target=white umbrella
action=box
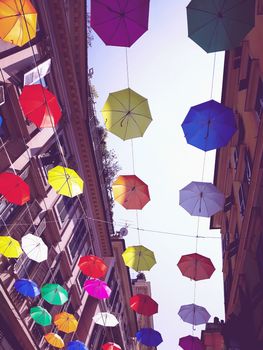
[179,181,224,217]
[92,312,118,327]
[21,233,48,262]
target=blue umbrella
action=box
[14,278,40,297]
[136,328,163,347]
[181,99,236,151]
[67,341,88,350]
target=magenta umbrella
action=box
[179,335,205,350]
[84,279,111,299]
[91,0,150,47]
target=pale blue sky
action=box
[89,1,225,348]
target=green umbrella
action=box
[41,284,68,305]
[30,306,52,326]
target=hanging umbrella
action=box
[19,85,62,128]
[84,279,111,299]
[130,294,158,316]
[0,172,30,205]
[91,0,149,47]
[78,255,108,278]
[44,333,64,349]
[181,100,236,151]
[112,175,150,209]
[21,233,48,263]
[102,343,121,350]
[178,304,211,326]
[0,0,37,47]
[177,253,215,281]
[187,0,255,53]
[102,88,152,140]
[179,335,205,350]
[67,341,88,350]
[179,181,224,217]
[14,278,40,297]
[122,245,156,272]
[136,328,163,347]
[30,306,52,326]
[54,312,78,333]
[0,236,23,258]
[92,312,119,327]
[41,283,68,305]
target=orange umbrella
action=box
[44,333,64,349]
[112,175,150,209]
[0,0,37,47]
[54,312,78,333]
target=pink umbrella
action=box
[179,335,205,350]
[84,279,111,299]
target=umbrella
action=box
[21,233,48,263]
[19,85,62,128]
[102,343,121,350]
[112,175,150,209]
[130,294,158,316]
[0,0,37,47]
[78,255,108,278]
[177,253,215,281]
[41,283,68,305]
[54,312,78,333]
[0,172,30,205]
[84,279,111,299]
[122,245,156,272]
[181,100,236,151]
[91,0,150,47]
[136,328,163,347]
[187,0,255,53]
[48,166,84,197]
[14,278,40,297]
[102,88,152,140]
[179,181,224,217]
[178,304,211,326]
[0,236,23,258]
[179,335,205,350]
[92,312,119,327]
[44,333,64,349]
[30,306,52,326]
[67,341,88,350]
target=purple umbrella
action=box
[178,304,210,326]
[91,0,150,47]
[84,279,111,299]
[179,335,205,350]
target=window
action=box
[56,196,77,223]
[233,147,239,169]
[39,142,61,176]
[239,57,252,91]
[77,272,86,289]
[238,185,246,216]
[224,191,234,212]
[68,219,88,260]
[244,150,252,184]
[0,199,21,232]
[233,46,242,69]
[23,59,51,86]
[255,79,263,118]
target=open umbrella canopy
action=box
[19,85,62,128]
[0,172,30,205]
[187,0,255,53]
[181,99,236,151]
[177,253,215,281]
[136,328,163,347]
[92,312,119,327]
[14,278,40,297]
[48,166,84,197]
[44,333,64,349]
[178,304,211,326]
[30,306,52,326]
[41,284,68,305]
[54,312,78,333]
[21,233,48,263]
[84,279,111,300]
[112,175,150,209]
[0,0,37,46]
[102,342,122,350]
[179,335,205,350]
[91,0,149,47]
[67,341,88,350]
[122,245,156,272]
[78,255,108,278]
[130,294,158,316]
[0,236,23,258]
[179,181,224,217]
[102,88,152,140]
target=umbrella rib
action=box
[131,112,152,119]
[130,98,147,113]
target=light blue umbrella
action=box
[178,304,211,326]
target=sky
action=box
[89,1,225,348]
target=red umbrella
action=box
[0,173,30,205]
[78,255,108,278]
[130,294,158,316]
[102,342,122,350]
[177,253,215,281]
[19,84,62,128]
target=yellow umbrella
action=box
[0,0,37,47]
[0,236,23,258]
[44,333,64,349]
[102,88,152,140]
[122,245,156,272]
[54,312,78,333]
[48,166,84,198]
